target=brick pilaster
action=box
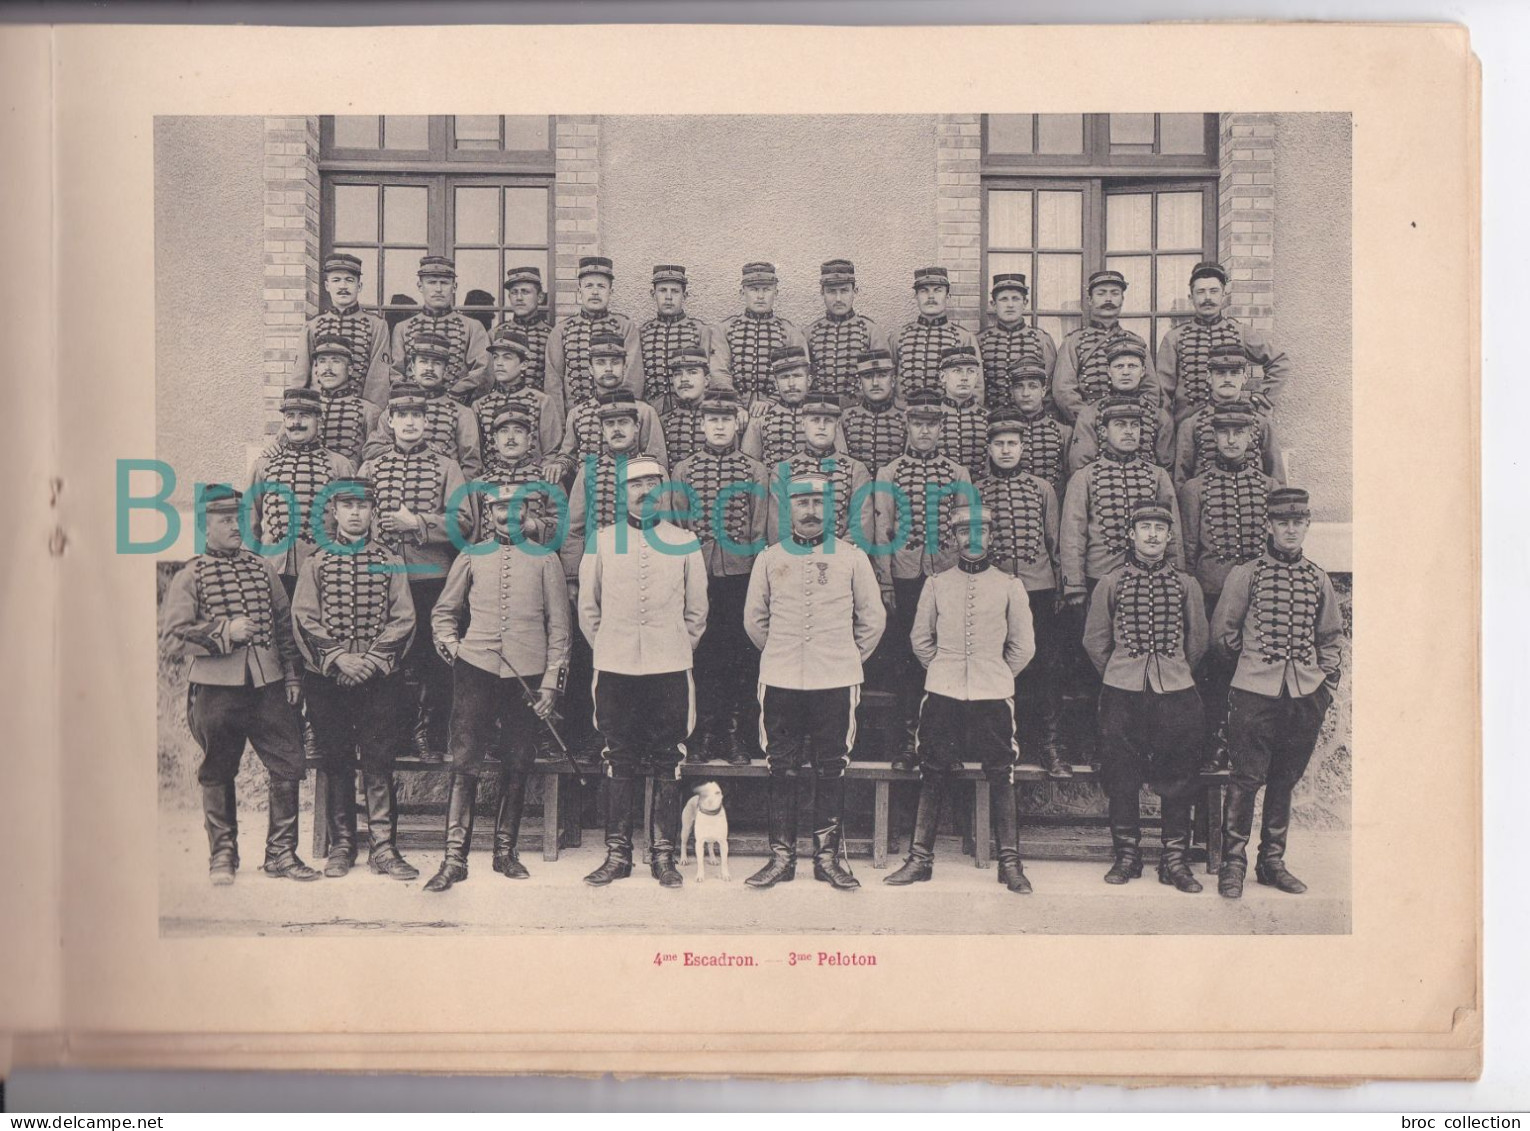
[936,114,983,333]
[554,116,601,319]
[262,115,321,434]
[1218,112,1276,333]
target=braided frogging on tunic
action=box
[194,551,275,647]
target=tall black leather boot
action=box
[1218,782,1257,898]
[723,714,752,767]
[409,678,440,763]
[584,777,635,886]
[364,771,419,881]
[745,776,798,888]
[1040,694,1072,779]
[811,774,860,891]
[991,779,1032,894]
[1157,796,1204,893]
[1256,781,1308,894]
[323,767,358,878]
[884,772,946,885]
[649,777,684,888]
[1103,790,1143,884]
[202,782,238,886]
[225,781,240,872]
[423,773,477,892]
[492,770,531,879]
[262,778,321,881]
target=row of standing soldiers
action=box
[158,251,1342,899]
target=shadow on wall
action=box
[155,563,1352,830]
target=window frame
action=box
[979,177,1098,346]
[318,116,557,326]
[980,174,1220,350]
[1100,178,1223,350]
[981,113,1220,175]
[319,115,556,175]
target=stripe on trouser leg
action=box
[826,685,860,774]
[756,682,769,756]
[591,671,614,778]
[1004,696,1019,785]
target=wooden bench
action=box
[656,761,1229,873]
[313,757,1229,874]
[309,755,583,863]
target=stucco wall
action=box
[1274,113,1353,522]
[154,116,268,508]
[598,115,941,332]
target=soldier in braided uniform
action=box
[289,477,419,881]
[1053,270,1160,424]
[158,485,317,885]
[355,381,474,762]
[978,272,1057,405]
[659,346,717,468]
[1083,500,1210,893]
[425,478,572,892]
[872,388,975,767]
[545,256,644,418]
[840,349,907,477]
[308,334,380,467]
[721,262,809,409]
[1173,351,1283,487]
[762,392,870,548]
[893,266,981,400]
[389,255,491,404]
[670,385,770,765]
[638,264,731,412]
[1180,401,1282,771]
[1066,338,1175,476]
[1210,487,1344,899]
[742,346,848,473]
[499,265,552,393]
[977,410,1070,778]
[293,252,393,408]
[936,344,990,478]
[1002,362,1072,501]
[474,406,559,546]
[472,325,563,463]
[1060,398,1185,606]
[886,503,1037,894]
[361,332,483,480]
[1158,261,1288,422]
[560,392,665,585]
[806,259,893,404]
[246,388,356,593]
[1060,399,1183,764]
[547,335,667,485]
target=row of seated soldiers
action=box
[262,250,1290,780]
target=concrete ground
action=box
[160,802,1350,937]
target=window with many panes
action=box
[319,116,555,332]
[981,114,1219,357]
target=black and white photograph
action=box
[150,111,1353,938]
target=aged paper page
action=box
[3,22,1481,1081]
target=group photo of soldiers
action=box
[159,246,1345,909]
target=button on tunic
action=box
[744,540,886,691]
[910,561,1035,700]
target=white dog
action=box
[678,781,730,883]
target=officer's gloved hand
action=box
[881,587,896,612]
[1063,588,1088,608]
